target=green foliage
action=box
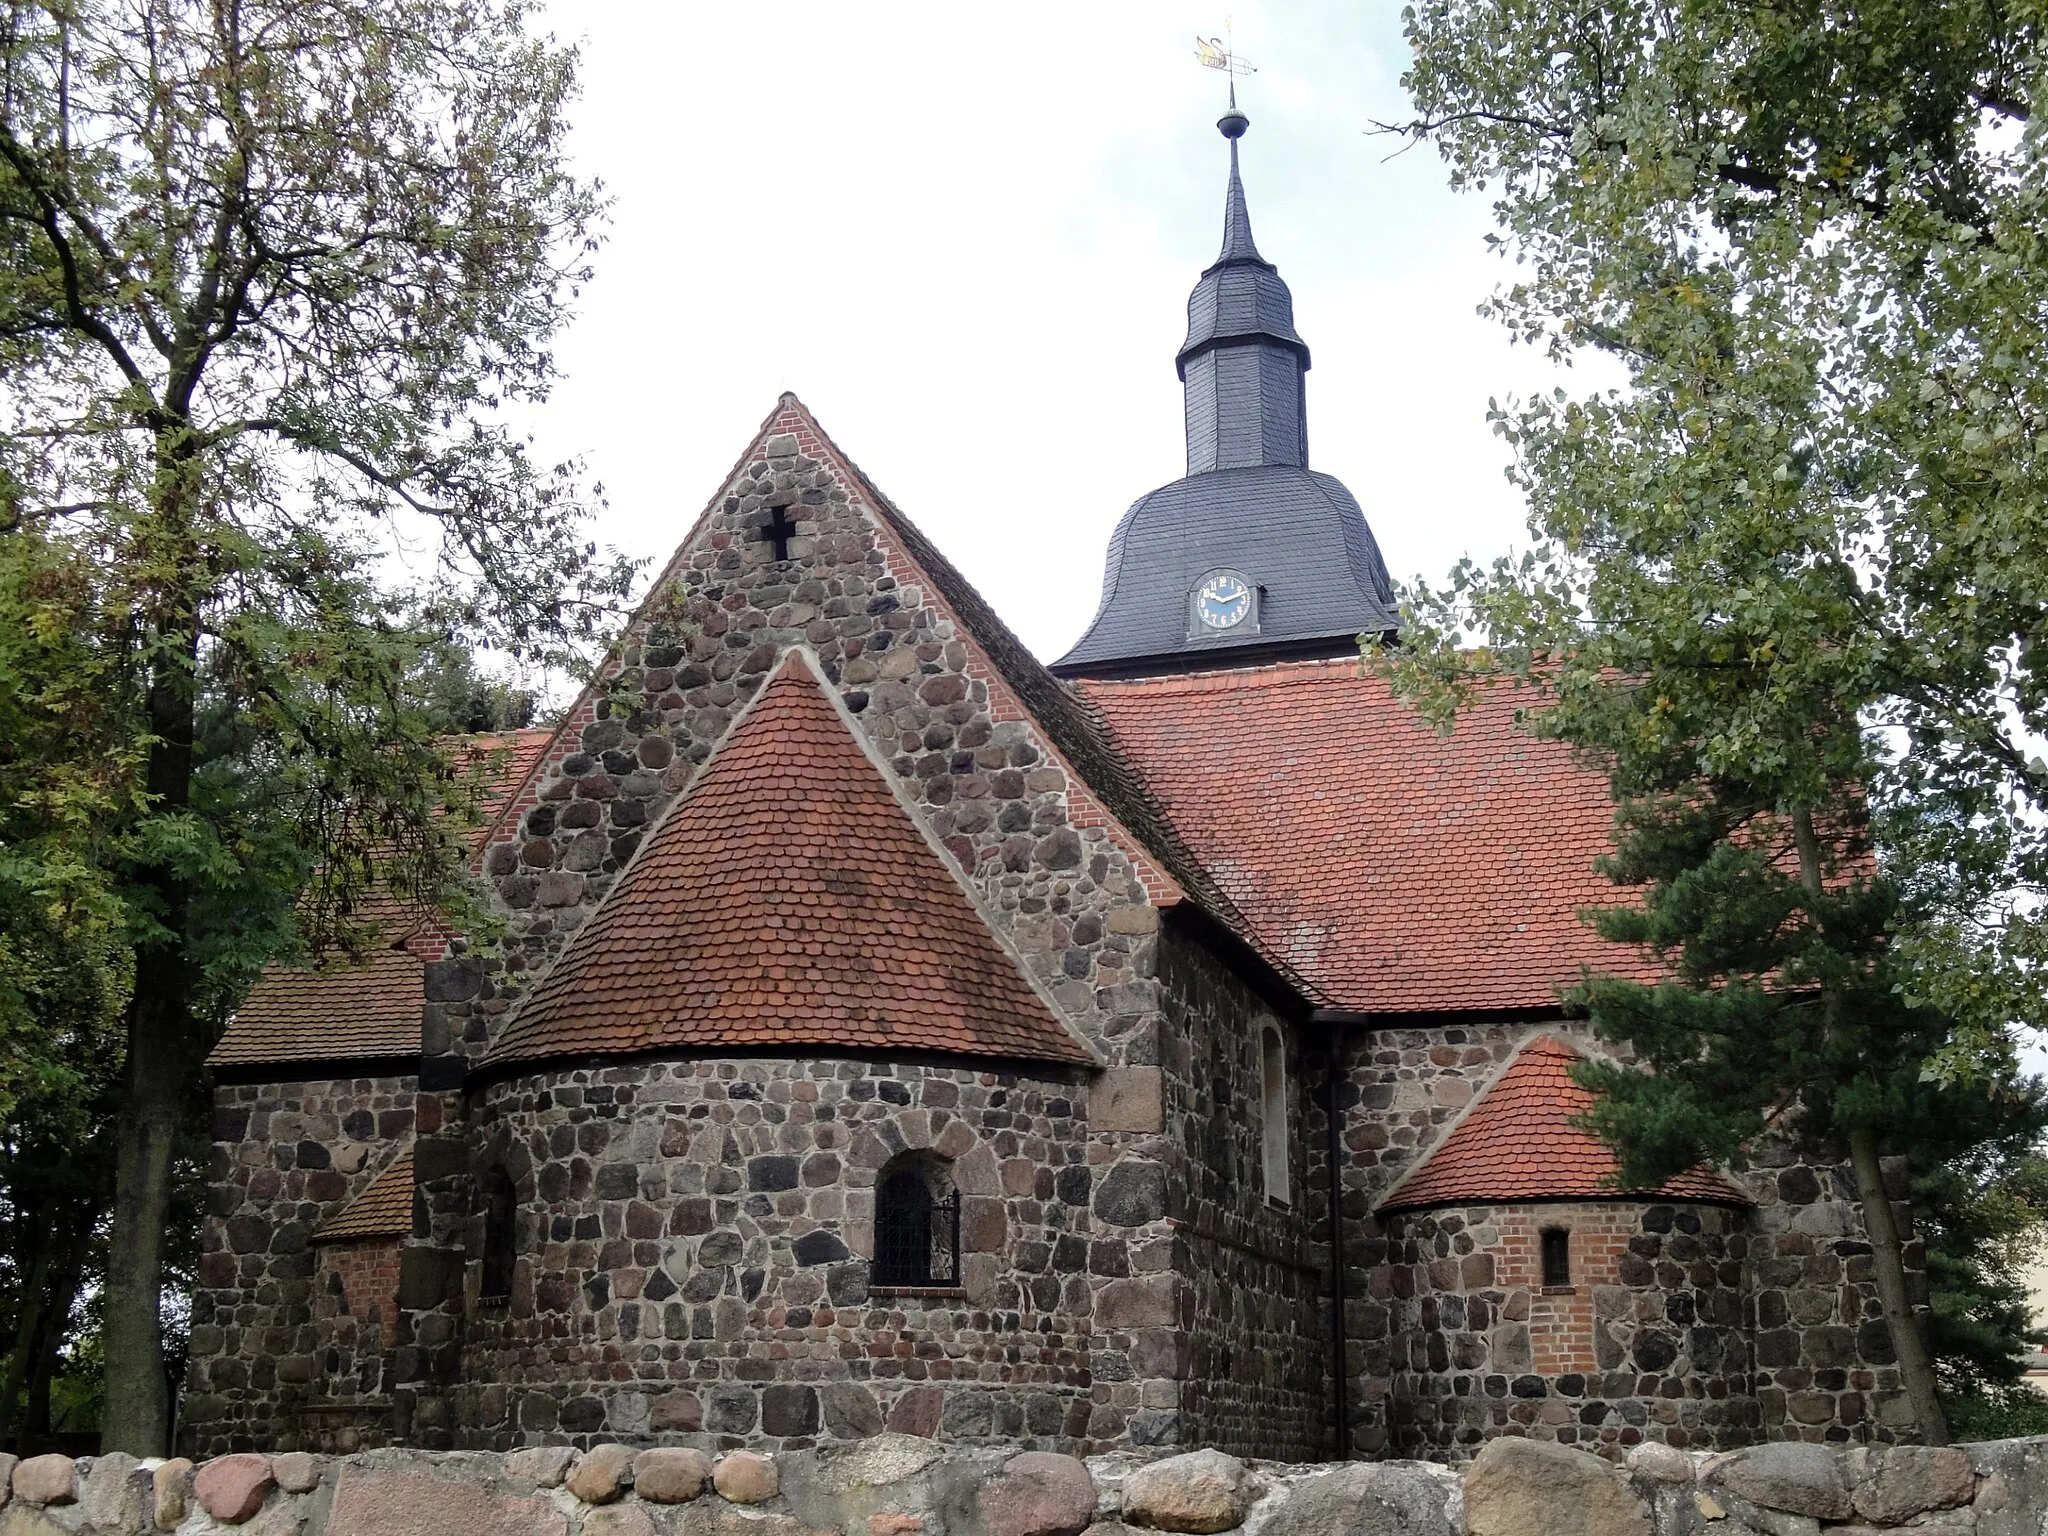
[0,0,636,1446]
[1379,0,2048,1066]
[1946,1387,2048,1444]
[414,641,539,737]
[1380,0,2048,1436]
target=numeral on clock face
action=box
[1196,573,1251,629]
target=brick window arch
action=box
[872,1153,960,1288]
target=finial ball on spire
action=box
[1218,106,1249,140]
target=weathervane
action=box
[1194,23,1257,108]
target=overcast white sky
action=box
[526,2,1575,662]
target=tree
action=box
[0,0,630,1452]
[1908,1083,2048,1433]
[413,639,539,736]
[1378,0,2048,1443]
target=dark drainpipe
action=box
[1314,1010,1369,1461]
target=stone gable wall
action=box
[454,411,1178,1074]
[185,1074,417,1458]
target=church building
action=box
[185,107,1920,1466]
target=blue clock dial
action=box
[1196,573,1252,630]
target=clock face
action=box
[1196,571,1252,630]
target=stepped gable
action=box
[1378,1035,1746,1213]
[1082,658,1662,1013]
[313,1145,415,1242]
[485,651,1092,1070]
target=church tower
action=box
[1052,105,1399,677]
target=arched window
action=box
[1262,1026,1291,1205]
[1541,1226,1571,1288]
[872,1154,959,1288]
[479,1166,517,1304]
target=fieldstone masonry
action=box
[6,1435,2044,1536]
[184,403,1927,1469]
[188,1074,417,1453]
[1301,1021,1915,1458]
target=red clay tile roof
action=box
[1378,1035,1746,1212]
[1082,659,1661,1013]
[459,729,555,840]
[313,1146,415,1242]
[208,938,424,1067]
[487,652,1091,1070]
[207,731,552,1070]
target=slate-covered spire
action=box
[1176,106,1310,474]
[1050,104,1399,679]
[1217,116,1262,263]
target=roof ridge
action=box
[772,397,1315,994]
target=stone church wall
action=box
[185,1073,417,1458]
[1382,1198,1758,1458]
[1300,1018,1919,1460]
[466,417,1179,1078]
[451,1055,1098,1454]
[1154,922,1325,1462]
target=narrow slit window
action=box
[480,1168,517,1304]
[1261,1026,1290,1205]
[1540,1227,1571,1288]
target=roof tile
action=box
[486,654,1090,1070]
[1378,1035,1745,1212]
[312,1145,414,1241]
[1083,659,1659,1013]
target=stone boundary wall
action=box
[6,1432,2045,1536]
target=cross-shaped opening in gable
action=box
[759,504,798,561]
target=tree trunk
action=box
[1789,808,1948,1443]
[0,1233,54,1444]
[100,973,194,1455]
[99,468,203,1456]
[1848,1125,1949,1444]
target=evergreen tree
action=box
[1380,0,2048,1441]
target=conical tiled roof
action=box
[1377,1035,1747,1213]
[486,652,1090,1070]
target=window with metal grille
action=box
[872,1162,960,1288]
[479,1167,517,1304]
[1540,1227,1571,1288]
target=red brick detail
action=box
[1380,1035,1743,1211]
[318,1236,403,1351]
[1490,1203,1640,1376]
[487,654,1089,1068]
[1084,662,1663,1013]
[314,1146,415,1242]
